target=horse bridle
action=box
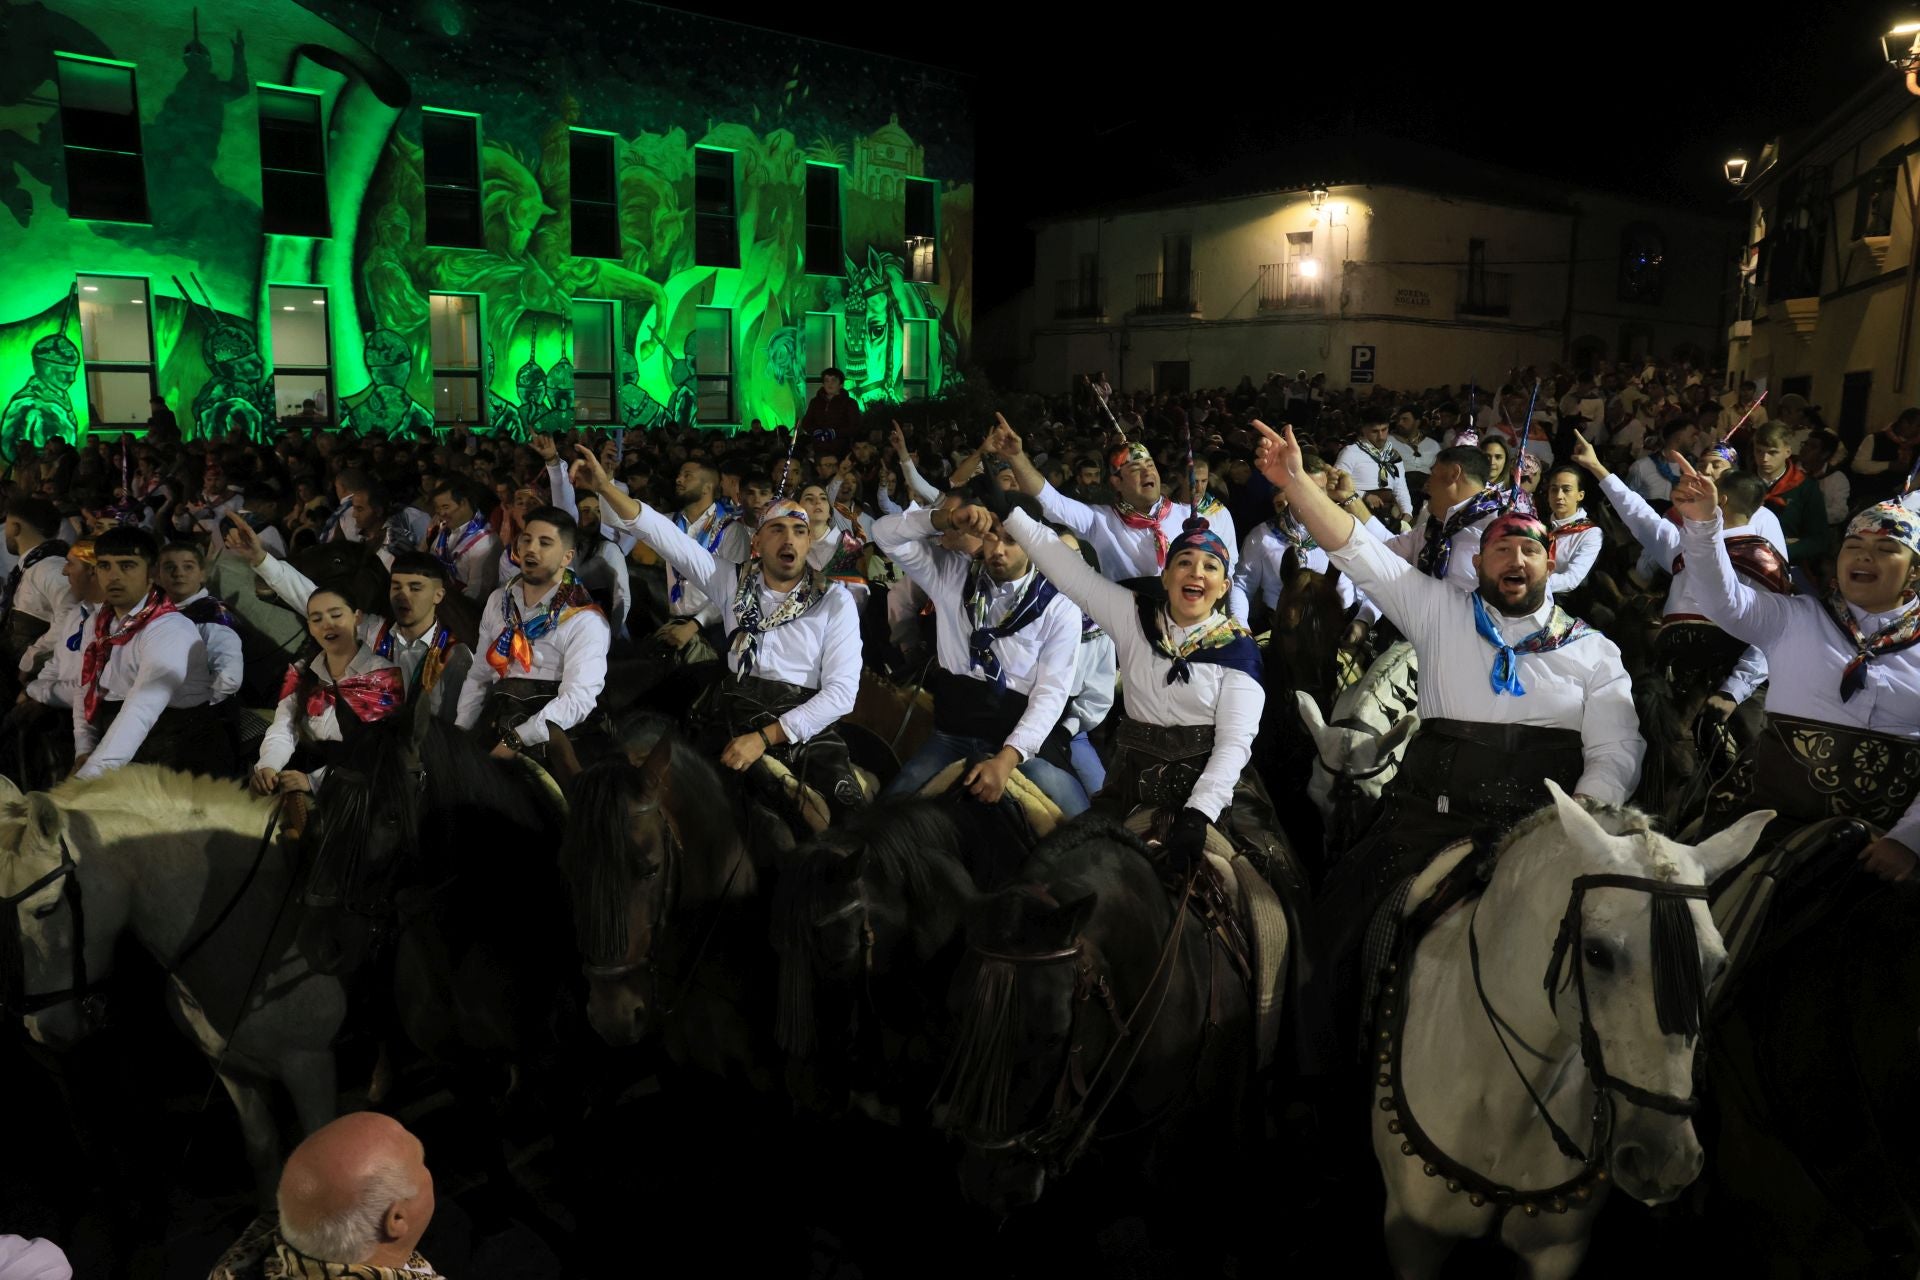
[942,875,1194,1177]
[0,839,104,1020]
[1469,873,1710,1166]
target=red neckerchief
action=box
[80,588,177,721]
[1546,517,1597,564]
[1763,460,1808,509]
[279,661,406,723]
[1114,497,1174,567]
[1670,534,1794,596]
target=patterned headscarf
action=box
[1165,517,1230,570]
[1844,501,1920,557]
[1482,512,1550,550]
[1705,442,1740,468]
[758,497,811,529]
[1107,442,1153,477]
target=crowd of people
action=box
[5,352,1920,1275]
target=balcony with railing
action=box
[1134,270,1199,316]
[1054,278,1105,320]
[1456,269,1513,317]
[1258,261,1322,310]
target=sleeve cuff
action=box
[515,715,549,747]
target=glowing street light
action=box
[1724,156,1749,186]
[1883,21,1920,93]
[1298,259,1321,279]
[1309,186,1329,211]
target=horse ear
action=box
[1293,691,1332,746]
[23,793,64,848]
[1542,778,1613,861]
[828,846,867,884]
[1374,713,1420,760]
[639,734,674,809]
[0,775,22,809]
[1688,808,1776,883]
[1046,892,1097,945]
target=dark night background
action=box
[700,1,1890,308]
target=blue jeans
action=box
[1069,731,1106,796]
[885,729,1091,817]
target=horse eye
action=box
[32,901,59,920]
[1582,942,1615,973]
[638,864,662,882]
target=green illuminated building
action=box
[0,0,973,452]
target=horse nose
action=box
[1612,1134,1703,1204]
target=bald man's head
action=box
[277,1112,435,1266]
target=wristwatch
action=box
[502,726,526,753]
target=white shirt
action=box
[1390,434,1443,476]
[1626,454,1676,503]
[1681,512,1920,851]
[1336,442,1413,515]
[574,533,632,640]
[256,647,405,781]
[1546,508,1603,596]
[1060,626,1117,739]
[664,502,748,626]
[1235,519,1362,613]
[72,604,215,778]
[1032,481,1244,621]
[1381,494,1496,594]
[25,601,90,707]
[172,590,243,704]
[252,554,470,722]
[1599,476,1782,619]
[453,575,610,747]
[433,517,500,602]
[1004,508,1263,823]
[12,547,74,676]
[874,509,1082,761]
[610,500,860,745]
[1325,524,1644,804]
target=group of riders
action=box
[4,357,1918,1272]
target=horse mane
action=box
[40,765,271,828]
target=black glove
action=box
[1164,808,1211,874]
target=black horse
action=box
[936,822,1256,1218]
[1703,863,1920,1275]
[770,790,1037,1113]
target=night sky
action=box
[694,1,1888,308]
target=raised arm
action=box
[1572,423,1679,570]
[982,413,1047,499]
[871,508,963,598]
[572,445,731,606]
[994,505,1135,639]
[1669,457,1794,649]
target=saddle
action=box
[1120,806,1290,1073]
[1709,816,1875,1006]
[917,758,1062,838]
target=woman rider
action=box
[251,588,405,797]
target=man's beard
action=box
[1476,576,1546,618]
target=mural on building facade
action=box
[0,0,974,446]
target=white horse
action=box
[1295,641,1419,846]
[0,767,345,1198]
[1374,780,1772,1279]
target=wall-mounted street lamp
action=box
[1882,21,1920,94]
[1724,156,1749,186]
[1309,186,1328,211]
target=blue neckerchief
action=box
[1419,489,1505,579]
[963,565,1058,687]
[1653,454,1681,486]
[65,604,92,651]
[1470,592,1592,696]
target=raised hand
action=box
[1570,430,1605,478]
[223,510,267,566]
[529,431,558,462]
[570,443,611,494]
[1665,451,1718,523]
[1252,420,1306,489]
[984,412,1023,459]
[943,503,994,539]
[1327,467,1356,504]
[890,420,910,460]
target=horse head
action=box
[1294,690,1418,845]
[1494,782,1773,1205]
[560,737,679,1046]
[941,886,1100,1215]
[0,784,117,1048]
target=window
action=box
[904,178,937,284]
[268,286,332,424]
[804,164,843,275]
[694,147,739,269]
[571,299,615,423]
[56,55,148,224]
[76,274,155,426]
[694,306,732,424]
[900,318,932,401]
[257,87,328,237]
[1458,238,1512,317]
[1618,223,1667,304]
[422,109,483,249]
[1853,162,1899,241]
[1161,233,1193,305]
[1285,231,1318,306]
[428,293,483,424]
[569,129,619,259]
[803,311,839,396]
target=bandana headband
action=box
[1108,442,1152,476]
[758,498,811,529]
[1483,512,1550,549]
[1706,442,1739,467]
[1845,501,1920,557]
[1166,516,1230,567]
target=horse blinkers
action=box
[0,839,110,1029]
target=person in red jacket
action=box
[801,367,861,451]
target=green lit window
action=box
[904,178,937,284]
[77,274,155,426]
[268,286,332,424]
[569,130,619,259]
[694,306,732,424]
[695,147,739,269]
[571,299,615,423]
[803,311,838,397]
[901,317,932,402]
[423,110,483,249]
[258,87,328,237]
[804,164,842,276]
[56,56,148,224]
[428,293,483,424]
